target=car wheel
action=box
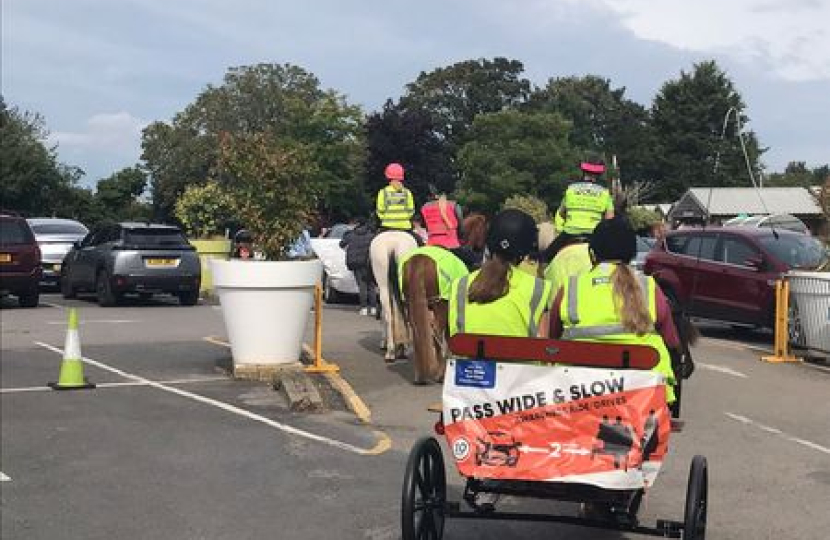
[18,288,39,308]
[323,274,341,304]
[61,268,76,299]
[96,270,119,307]
[178,290,199,306]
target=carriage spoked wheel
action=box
[402,437,447,540]
[683,455,708,540]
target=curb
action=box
[302,344,373,424]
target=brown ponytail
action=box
[468,254,511,303]
[611,264,653,335]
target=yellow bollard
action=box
[762,279,801,363]
[304,282,340,374]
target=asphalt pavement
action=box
[1,292,828,539]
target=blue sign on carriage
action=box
[454,359,496,388]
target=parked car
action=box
[61,222,201,307]
[27,218,89,289]
[644,227,828,328]
[0,213,42,307]
[309,223,358,303]
[724,213,809,235]
[632,236,656,272]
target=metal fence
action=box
[788,271,830,358]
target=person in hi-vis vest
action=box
[449,209,552,339]
[540,157,614,264]
[421,184,463,249]
[548,217,678,403]
[376,162,416,232]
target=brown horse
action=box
[395,214,488,384]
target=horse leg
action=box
[406,257,433,384]
[432,300,450,383]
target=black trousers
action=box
[352,266,378,309]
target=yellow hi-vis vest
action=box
[376,185,415,229]
[449,267,552,338]
[560,263,676,402]
[560,181,613,235]
[399,246,470,301]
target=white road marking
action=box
[40,302,63,309]
[725,412,830,456]
[35,342,384,456]
[0,377,229,394]
[803,362,830,374]
[0,471,10,482]
[697,362,748,378]
[46,320,140,325]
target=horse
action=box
[391,214,489,384]
[370,230,419,362]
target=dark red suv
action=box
[0,213,42,307]
[644,227,827,328]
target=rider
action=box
[421,184,463,249]
[541,156,614,263]
[375,162,418,243]
[448,209,552,338]
[543,235,592,297]
[549,217,678,403]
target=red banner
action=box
[443,361,671,489]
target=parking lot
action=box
[2,293,829,539]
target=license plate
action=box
[145,258,178,267]
[0,253,11,263]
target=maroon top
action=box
[549,284,680,349]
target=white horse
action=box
[370,231,418,362]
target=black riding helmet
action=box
[486,209,538,262]
[589,217,637,263]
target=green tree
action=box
[95,166,150,221]
[764,161,829,188]
[0,97,76,215]
[650,60,764,200]
[455,110,578,214]
[527,75,655,184]
[141,63,364,222]
[401,57,531,152]
[502,194,549,223]
[174,181,234,239]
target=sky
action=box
[3,0,829,188]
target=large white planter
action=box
[212,258,322,365]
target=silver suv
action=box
[61,222,201,306]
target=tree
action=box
[141,64,364,222]
[401,57,531,151]
[363,100,453,210]
[0,97,76,216]
[650,60,764,200]
[95,166,150,221]
[764,161,829,188]
[527,75,656,184]
[455,110,578,214]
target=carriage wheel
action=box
[402,437,446,540]
[683,455,708,540]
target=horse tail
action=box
[407,257,435,383]
[388,252,406,324]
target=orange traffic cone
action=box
[49,308,95,390]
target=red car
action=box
[644,227,827,329]
[0,213,42,307]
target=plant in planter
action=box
[175,181,235,296]
[211,134,324,372]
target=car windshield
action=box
[0,220,32,245]
[123,229,190,247]
[30,222,88,235]
[760,235,828,270]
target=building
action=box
[668,187,826,236]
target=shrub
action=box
[502,194,549,224]
[174,181,234,239]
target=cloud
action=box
[586,0,830,82]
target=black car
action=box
[61,222,201,306]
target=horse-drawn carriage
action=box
[401,333,707,539]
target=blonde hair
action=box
[611,264,653,335]
[437,194,453,228]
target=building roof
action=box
[683,187,821,217]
